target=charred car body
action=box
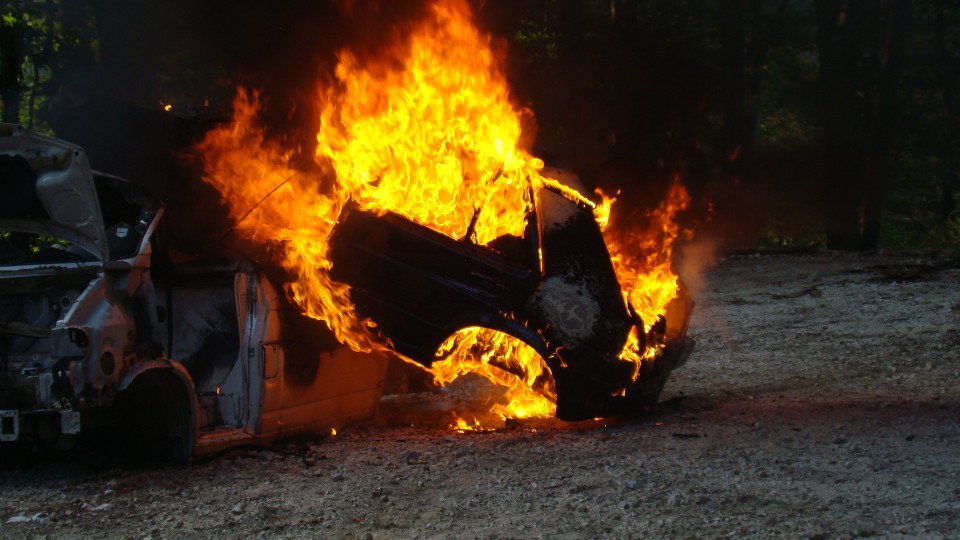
[0,124,387,462]
[330,169,694,421]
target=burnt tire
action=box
[114,368,197,465]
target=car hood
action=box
[0,123,107,262]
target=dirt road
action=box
[2,252,958,538]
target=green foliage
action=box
[880,155,960,251]
[757,220,827,249]
[513,11,558,64]
[0,0,98,131]
[0,230,70,263]
[756,109,816,150]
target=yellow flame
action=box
[433,328,556,419]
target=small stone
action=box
[833,437,847,444]
[405,451,421,464]
[258,451,274,464]
[258,505,279,520]
[231,502,244,514]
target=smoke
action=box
[678,237,718,301]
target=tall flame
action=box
[196,0,688,424]
[317,0,532,245]
[605,177,690,367]
[608,176,691,330]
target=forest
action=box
[1,0,958,252]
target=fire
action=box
[196,0,687,425]
[605,176,690,367]
[316,0,532,246]
[432,328,556,419]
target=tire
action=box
[114,368,197,465]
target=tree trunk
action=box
[720,0,750,156]
[817,0,867,250]
[0,24,22,123]
[861,0,907,250]
[935,0,958,223]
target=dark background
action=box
[1,0,957,252]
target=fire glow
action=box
[196,0,688,425]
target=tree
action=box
[0,1,98,129]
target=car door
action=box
[329,203,541,363]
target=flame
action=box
[607,176,691,368]
[432,328,556,418]
[315,0,533,246]
[196,0,688,426]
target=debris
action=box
[770,287,823,300]
[5,513,43,523]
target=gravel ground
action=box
[1,251,958,539]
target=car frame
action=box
[0,123,387,462]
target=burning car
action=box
[0,123,388,462]
[0,118,692,462]
[192,0,696,426]
[328,168,695,421]
[1,0,696,461]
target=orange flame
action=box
[609,176,690,330]
[196,0,688,425]
[606,176,690,369]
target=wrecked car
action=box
[0,124,387,462]
[330,168,695,421]
[1,121,693,462]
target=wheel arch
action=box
[115,359,198,464]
